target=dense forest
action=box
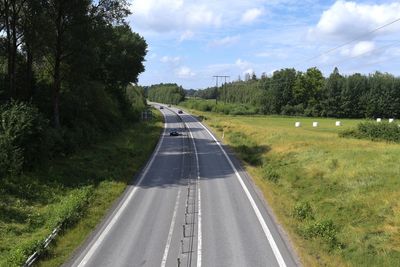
[147,83,185,105]
[194,68,400,118]
[0,0,148,176]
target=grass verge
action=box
[0,109,163,267]
[181,106,400,267]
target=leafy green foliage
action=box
[292,202,314,220]
[0,112,163,266]
[299,219,340,249]
[181,99,258,115]
[340,121,400,143]
[147,83,185,104]
[0,2,150,265]
[193,68,400,119]
[0,101,46,176]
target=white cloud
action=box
[311,1,400,40]
[179,31,194,42]
[256,50,288,59]
[341,41,375,57]
[209,35,240,47]
[160,56,181,64]
[131,0,221,32]
[176,66,195,78]
[241,8,264,24]
[235,58,252,69]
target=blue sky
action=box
[128,0,400,89]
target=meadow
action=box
[0,110,163,267]
[183,108,400,267]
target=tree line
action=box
[0,0,147,176]
[195,67,400,118]
[147,83,185,105]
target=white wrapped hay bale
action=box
[313,122,319,127]
[376,118,382,122]
[295,122,301,127]
[389,118,394,123]
[336,121,342,126]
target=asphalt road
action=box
[66,105,299,267]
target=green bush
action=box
[0,101,47,176]
[292,201,314,220]
[300,219,340,249]
[340,121,400,143]
[48,186,94,228]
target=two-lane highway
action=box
[66,105,299,267]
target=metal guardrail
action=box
[24,225,61,267]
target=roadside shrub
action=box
[48,186,94,228]
[300,219,340,249]
[3,187,93,266]
[0,101,47,176]
[340,121,400,143]
[292,202,314,220]
[6,239,43,267]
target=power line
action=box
[296,17,400,66]
[316,40,400,69]
[203,18,400,90]
[220,18,400,89]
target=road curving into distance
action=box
[65,105,299,267]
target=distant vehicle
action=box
[178,110,183,114]
[159,106,164,109]
[169,129,179,136]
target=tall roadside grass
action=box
[0,109,163,267]
[182,108,400,267]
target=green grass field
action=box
[0,109,163,267]
[182,107,400,267]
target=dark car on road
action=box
[178,110,183,114]
[159,106,164,109]
[169,129,179,136]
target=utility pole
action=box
[213,75,230,104]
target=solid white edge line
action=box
[189,115,287,267]
[75,110,168,267]
[196,186,202,267]
[160,189,182,267]
[187,123,202,267]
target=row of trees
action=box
[196,68,400,118]
[0,0,147,126]
[0,0,148,175]
[147,83,185,105]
